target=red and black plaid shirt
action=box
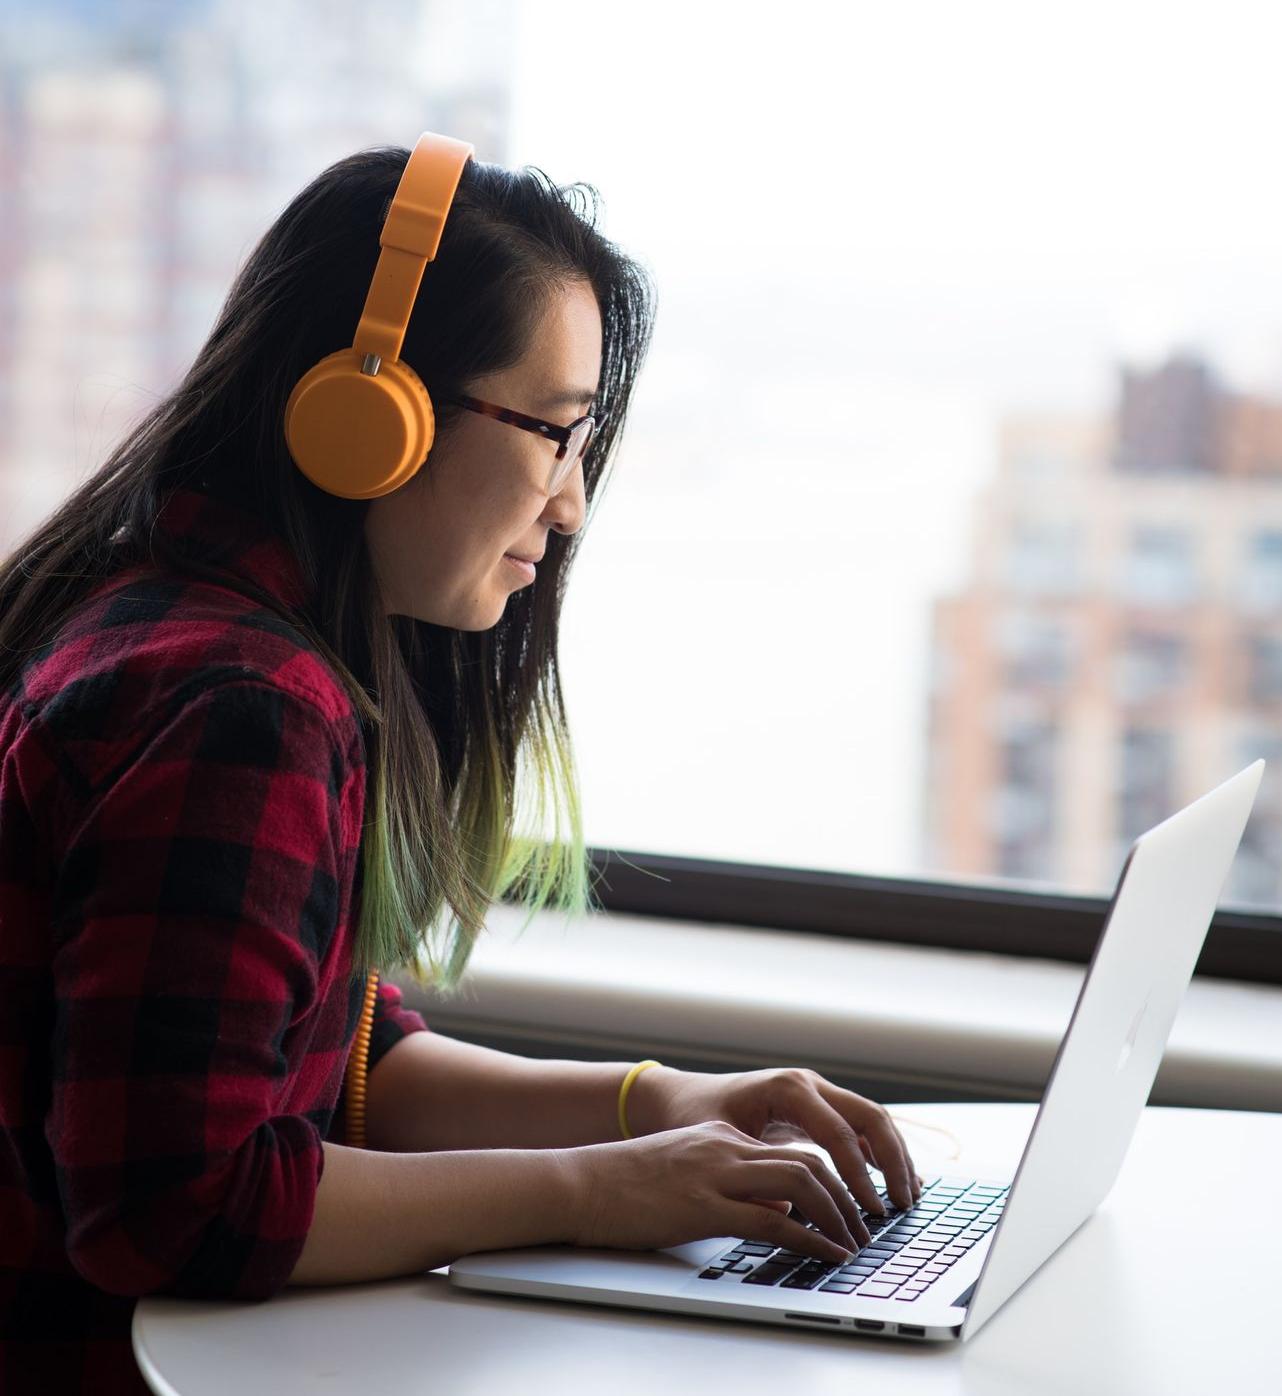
[0,486,430,1394]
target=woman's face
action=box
[364,278,603,629]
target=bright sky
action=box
[511,0,1282,393]
[501,0,1282,887]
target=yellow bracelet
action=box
[617,1059,662,1139]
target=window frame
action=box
[548,848,1282,986]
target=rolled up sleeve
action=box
[43,679,363,1300]
[368,976,430,1073]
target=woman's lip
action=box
[503,554,536,581]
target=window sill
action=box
[388,902,1282,1111]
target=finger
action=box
[772,1088,889,1215]
[721,1198,855,1267]
[763,1146,872,1245]
[817,1089,917,1209]
[744,1157,865,1253]
[861,1131,922,1203]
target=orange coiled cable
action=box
[342,968,380,1149]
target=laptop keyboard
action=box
[695,1175,1008,1303]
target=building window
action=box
[1247,634,1282,704]
[991,720,1058,880]
[1004,521,1080,597]
[994,609,1073,688]
[1121,526,1196,606]
[1229,733,1282,906]
[1115,630,1187,704]
[1118,727,1175,850]
[1240,531,1282,612]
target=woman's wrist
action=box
[618,1061,680,1138]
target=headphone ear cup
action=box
[284,348,435,499]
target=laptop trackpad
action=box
[450,1238,738,1295]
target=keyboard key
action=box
[859,1282,902,1298]
[698,1268,724,1279]
[736,1243,777,1256]
[725,1260,755,1273]
[893,1291,924,1301]
[819,1281,857,1293]
[743,1264,796,1286]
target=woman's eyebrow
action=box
[539,388,598,410]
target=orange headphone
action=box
[283,130,475,501]
[297,131,473,1145]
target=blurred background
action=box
[4,0,1282,914]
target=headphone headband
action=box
[353,131,474,368]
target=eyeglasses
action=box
[441,391,598,496]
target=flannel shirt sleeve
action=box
[42,678,364,1301]
[369,976,430,1071]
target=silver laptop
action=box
[449,759,1265,1343]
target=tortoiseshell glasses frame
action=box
[441,391,598,495]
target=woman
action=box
[0,137,921,1393]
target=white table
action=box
[134,1102,1282,1396]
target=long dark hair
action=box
[0,144,658,993]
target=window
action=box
[1118,728,1176,853]
[995,609,1074,688]
[992,719,1059,881]
[1233,733,1282,906]
[1003,522,1081,597]
[3,2,1278,985]
[1121,527,1197,607]
[1241,532,1282,613]
[1115,631,1187,705]
[1247,635,1282,705]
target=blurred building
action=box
[0,0,515,550]
[923,352,1282,908]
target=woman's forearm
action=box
[363,1029,674,1153]
[287,1140,577,1285]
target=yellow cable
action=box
[342,968,380,1149]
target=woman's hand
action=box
[562,1119,872,1263]
[625,1064,924,1215]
